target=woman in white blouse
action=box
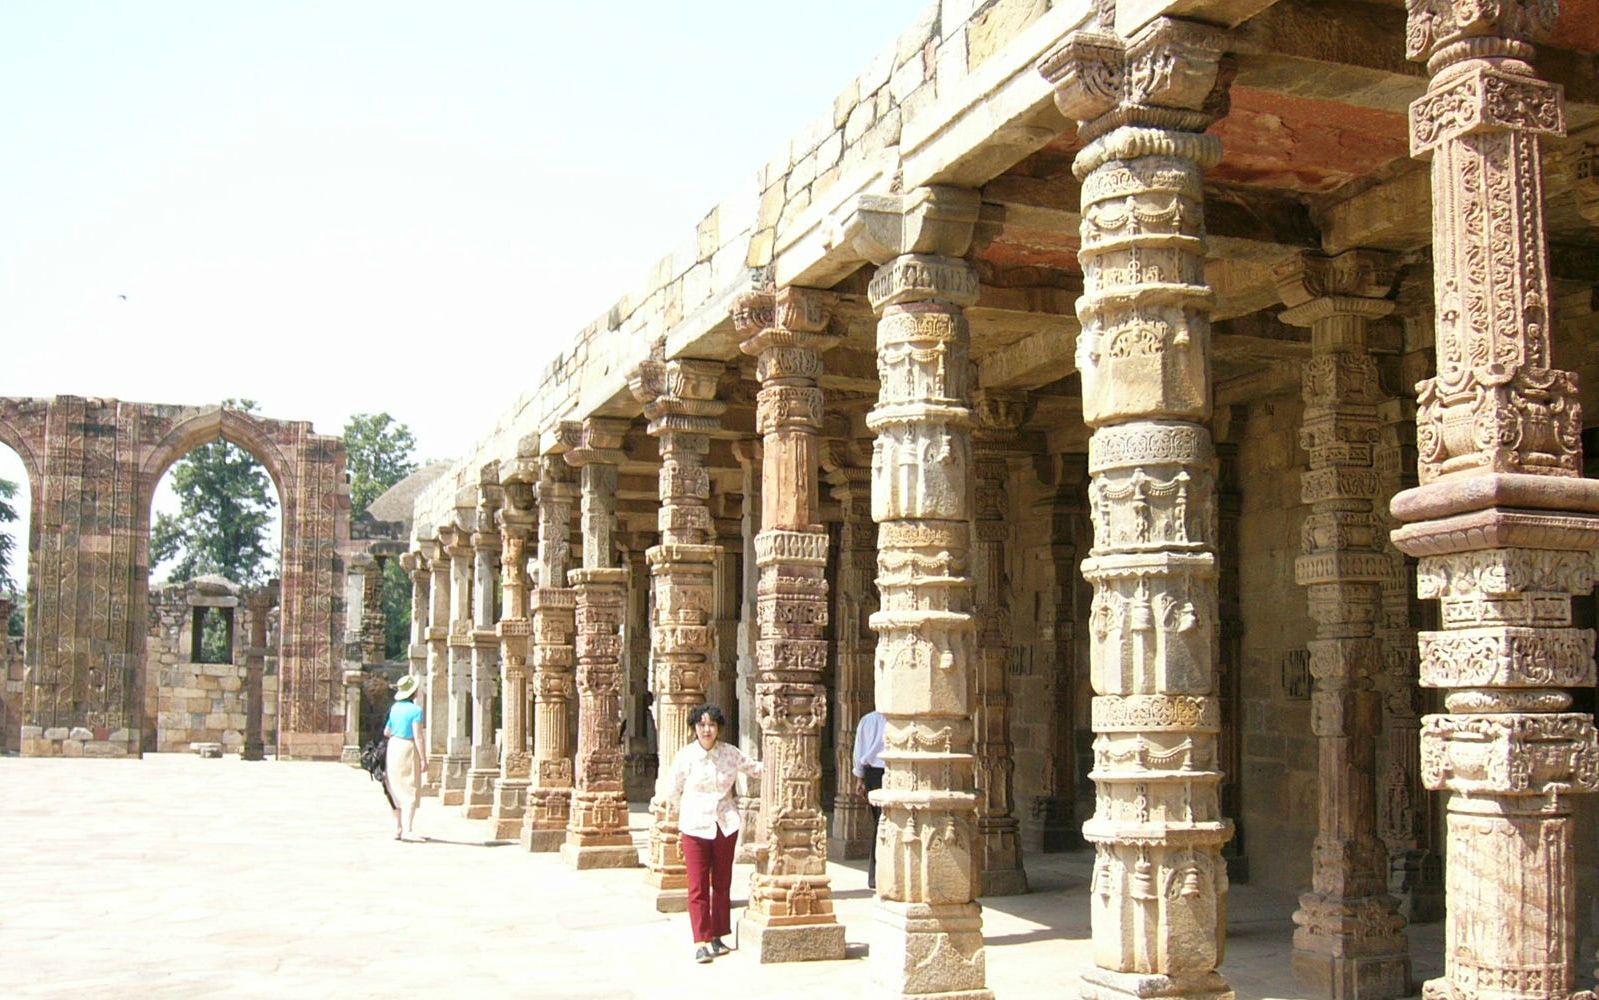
[668,703,763,964]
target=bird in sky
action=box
[116,294,127,301]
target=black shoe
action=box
[709,938,731,956]
[695,945,713,964]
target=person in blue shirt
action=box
[384,675,428,840]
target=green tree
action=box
[342,412,419,660]
[0,476,21,637]
[151,400,276,586]
[0,476,17,594]
[343,412,418,518]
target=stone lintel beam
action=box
[1231,0,1599,118]
[1116,0,1281,37]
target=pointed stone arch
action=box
[4,395,350,759]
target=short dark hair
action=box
[688,703,726,729]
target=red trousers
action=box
[681,827,737,943]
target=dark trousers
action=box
[862,764,884,889]
[681,827,737,943]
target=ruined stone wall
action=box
[1236,393,1318,893]
[143,587,278,753]
[0,635,23,754]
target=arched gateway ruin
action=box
[0,396,349,758]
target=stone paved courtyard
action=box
[0,756,1442,998]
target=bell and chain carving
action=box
[630,354,727,909]
[523,455,579,852]
[844,183,993,1000]
[560,417,641,869]
[1392,6,1599,1000]
[490,479,535,839]
[734,286,847,960]
[1041,18,1234,1000]
[1275,250,1412,999]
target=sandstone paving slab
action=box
[0,756,1441,998]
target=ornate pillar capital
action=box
[557,417,631,468]
[1040,18,1234,156]
[629,357,727,434]
[1404,0,1559,64]
[838,185,981,266]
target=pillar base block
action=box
[241,744,265,762]
[873,900,992,1000]
[648,884,688,913]
[736,916,847,963]
[560,841,641,870]
[340,745,362,766]
[463,767,497,818]
[827,835,871,861]
[440,754,470,804]
[488,778,529,839]
[978,866,1029,897]
[1080,968,1233,1000]
[521,827,566,853]
[1292,939,1411,1000]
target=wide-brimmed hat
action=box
[394,675,420,701]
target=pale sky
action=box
[0,0,929,585]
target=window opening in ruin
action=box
[191,606,235,664]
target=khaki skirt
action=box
[386,736,422,809]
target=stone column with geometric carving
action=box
[242,587,273,762]
[1393,7,1599,1000]
[561,417,641,870]
[441,523,475,806]
[402,551,429,687]
[733,439,764,863]
[971,389,1029,897]
[466,483,503,820]
[1041,19,1235,1000]
[523,456,579,851]
[629,356,725,913]
[827,460,876,861]
[1275,250,1411,999]
[844,184,992,1000]
[734,285,847,962]
[490,480,535,840]
[422,538,450,796]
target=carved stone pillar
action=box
[1275,250,1411,999]
[341,552,377,764]
[971,389,1029,897]
[522,457,578,852]
[732,286,847,961]
[402,551,429,687]
[827,461,877,861]
[242,588,273,762]
[360,554,386,667]
[733,439,765,863]
[844,185,991,1000]
[622,540,658,801]
[1393,7,1599,1000]
[440,522,475,806]
[630,356,726,912]
[491,480,535,840]
[466,483,503,820]
[560,417,641,870]
[1042,20,1235,1000]
[1030,454,1088,853]
[422,538,450,796]
[1374,326,1443,919]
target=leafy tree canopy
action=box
[0,476,17,594]
[343,412,417,519]
[341,412,419,660]
[151,399,276,586]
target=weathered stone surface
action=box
[0,397,347,760]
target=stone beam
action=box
[1231,0,1599,118]
[1116,0,1282,38]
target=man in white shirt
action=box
[851,707,887,889]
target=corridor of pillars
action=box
[394,6,1599,997]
